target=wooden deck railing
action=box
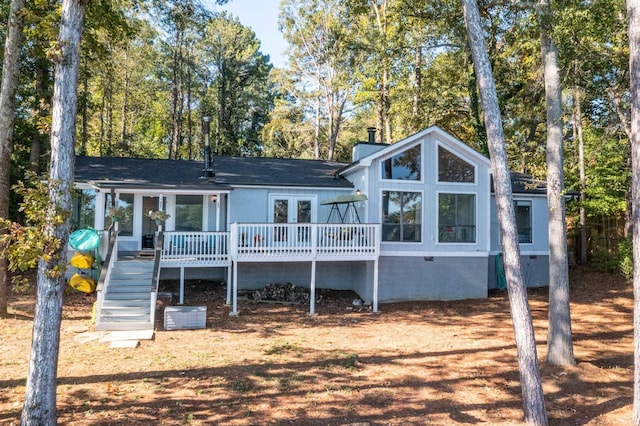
[159,224,379,266]
[161,231,230,266]
[230,223,380,261]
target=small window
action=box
[515,200,532,243]
[175,195,203,231]
[438,193,476,243]
[382,191,422,242]
[438,146,475,183]
[381,145,421,180]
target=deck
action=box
[161,223,380,267]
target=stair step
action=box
[101,307,150,315]
[102,299,151,308]
[96,322,154,331]
[104,292,152,300]
[109,281,151,291]
[109,277,152,282]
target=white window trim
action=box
[380,189,424,244]
[268,194,317,223]
[515,199,534,245]
[379,142,424,184]
[435,142,478,186]
[435,190,479,245]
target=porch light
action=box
[356,189,362,195]
[210,194,218,203]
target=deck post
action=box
[230,260,239,316]
[179,266,185,304]
[309,260,316,315]
[226,264,232,305]
[373,258,379,313]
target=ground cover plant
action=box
[0,266,633,425]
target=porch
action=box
[158,223,381,315]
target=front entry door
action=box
[141,196,164,249]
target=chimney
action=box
[352,127,388,162]
[367,127,376,143]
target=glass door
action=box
[270,196,314,243]
[141,196,165,249]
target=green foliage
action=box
[0,175,67,287]
[617,238,633,280]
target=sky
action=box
[206,0,289,68]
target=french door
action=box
[271,196,314,243]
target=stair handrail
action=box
[95,225,117,328]
[149,231,164,328]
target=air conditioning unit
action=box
[164,306,206,330]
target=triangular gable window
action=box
[381,144,421,180]
[438,146,475,183]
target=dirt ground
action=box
[0,266,634,425]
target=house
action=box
[71,126,549,330]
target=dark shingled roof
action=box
[74,155,353,190]
[490,172,547,195]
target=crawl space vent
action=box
[164,306,207,330]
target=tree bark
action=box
[627,1,640,423]
[20,0,84,423]
[536,0,575,367]
[462,0,548,424]
[0,0,26,319]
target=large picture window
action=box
[438,193,476,243]
[381,145,421,180]
[515,200,532,243]
[175,195,203,231]
[438,146,475,183]
[382,191,422,242]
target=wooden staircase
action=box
[96,258,155,331]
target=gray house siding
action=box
[228,187,356,225]
[377,255,488,301]
[488,194,549,289]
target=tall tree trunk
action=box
[106,78,113,154]
[413,45,422,131]
[608,88,633,236]
[462,0,548,424]
[80,55,88,155]
[170,32,181,159]
[574,88,588,264]
[120,49,129,149]
[382,64,392,143]
[0,0,26,319]
[536,0,575,367]
[30,58,50,173]
[187,57,193,160]
[21,0,84,423]
[627,1,640,423]
[314,65,321,160]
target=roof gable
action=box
[340,125,491,175]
